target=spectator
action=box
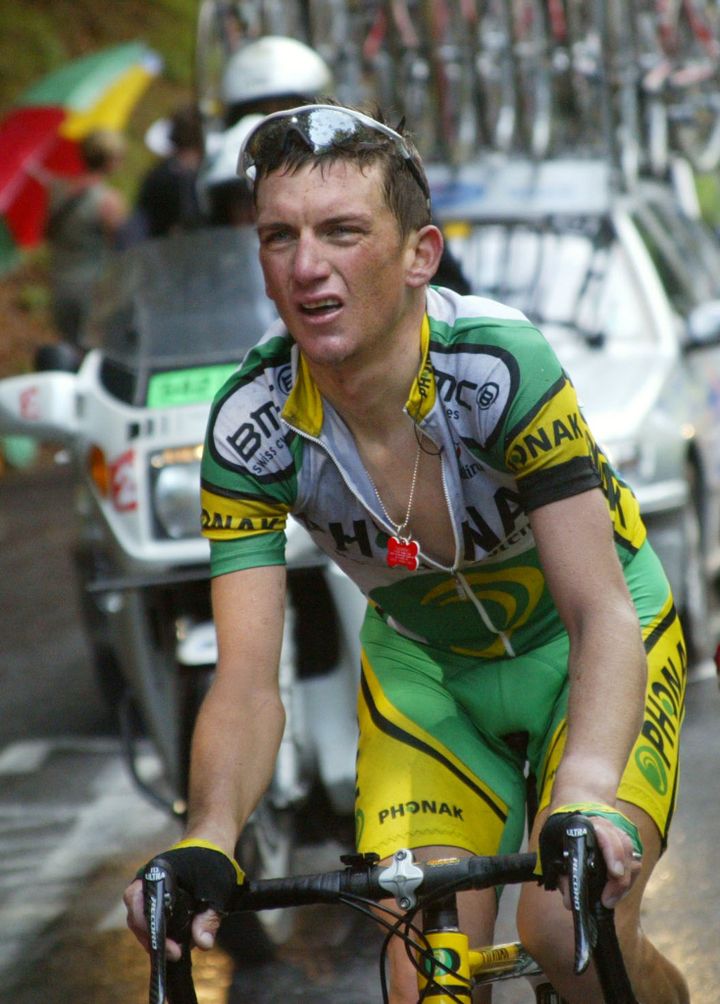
[45,129,127,345]
[129,104,206,241]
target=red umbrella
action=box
[0,41,162,273]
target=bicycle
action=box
[475,0,518,154]
[360,1,442,160]
[142,813,639,1004]
[634,0,720,173]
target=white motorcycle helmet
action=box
[221,35,333,124]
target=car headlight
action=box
[150,445,203,540]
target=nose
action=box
[292,233,331,285]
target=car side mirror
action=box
[686,300,720,349]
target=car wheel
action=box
[679,466,711,664]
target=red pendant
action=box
[386,535,419,571]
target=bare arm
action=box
[529,488,647,898]
[98,186,128,238]
[124,562,287,955]
[183,563,288,855]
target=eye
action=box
[326,222,363,241]
[260,227,292,247]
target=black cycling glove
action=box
[138,838,245,914]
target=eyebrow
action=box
[257,210,376,233]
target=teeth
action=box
[304,299,339,310]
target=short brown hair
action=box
[252,100,432,237]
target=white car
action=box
[430,157,720,663]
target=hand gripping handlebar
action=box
[142,814,638,1004]
[143,859,197,1004]
[538,813,637,1001]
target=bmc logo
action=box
[476,382,499,409]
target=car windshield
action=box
[445,216,655,353]
[84,226,276,406]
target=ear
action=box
[405,224,445,288]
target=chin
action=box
[296,331,352,363]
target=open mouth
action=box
[300,298,342,316]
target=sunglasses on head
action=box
[236,103,431,206]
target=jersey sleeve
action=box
[498,330,602,511]
[200,345,299,576]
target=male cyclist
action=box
[125,101,688,1003]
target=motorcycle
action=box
[0,226,365,950]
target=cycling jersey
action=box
[201,284,646,658]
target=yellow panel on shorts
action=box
[355,657,510,860]
[536,595,686,846]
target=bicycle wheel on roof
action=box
[421,0,483,165]
[666,0,720,172]
[604,0,642,187]
[511,0,553,158]
[476,0,518,153]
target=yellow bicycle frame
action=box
[416,925,542,1001]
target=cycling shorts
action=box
[354,541,686,861]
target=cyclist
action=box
[124,102,688,1004]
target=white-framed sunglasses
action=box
[236,103,431,205]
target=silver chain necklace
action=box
[368,437,422,571]
[371,436,421,541]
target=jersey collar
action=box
[281,314,436,437]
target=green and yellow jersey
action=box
[201,285,646,659]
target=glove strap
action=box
[170,837,246,884]
[548,802,643,856]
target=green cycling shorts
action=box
[354,541,686,860]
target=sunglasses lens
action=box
[303,109,358,148]
[245,109,364,169]
[239,105,429,203]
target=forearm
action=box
[551,598,646,808]
[183,672,286,855]
[177,564,288,855]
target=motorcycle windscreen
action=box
[84,225,277,406]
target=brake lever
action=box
[143,858,198,1004]
[538,813,606,975]
[563,817,602,975]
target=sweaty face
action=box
[255,159,418,371]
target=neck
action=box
[304,297,426,441]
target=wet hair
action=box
[252,98,432,237]
[81,129,126,171]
